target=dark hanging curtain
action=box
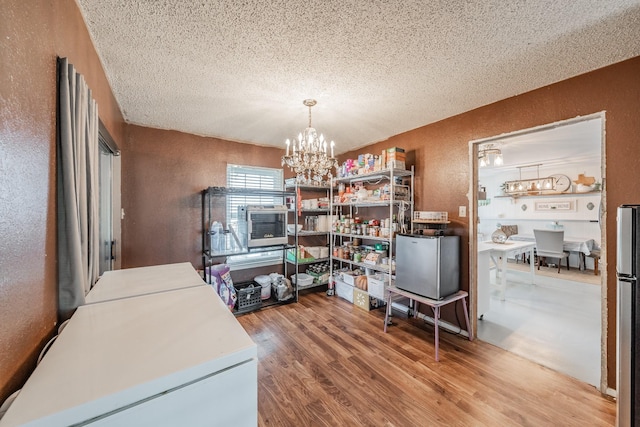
[57,57,99,320]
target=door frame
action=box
[467,112,608,393]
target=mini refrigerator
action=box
[395,234,460,300]
[617,205,640,427]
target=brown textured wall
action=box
[342,56,640,388]
[0,0,125,403]
[122,126,285,269]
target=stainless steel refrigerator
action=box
[617,205,640,427]
[395,234,460,300]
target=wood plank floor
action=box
[238,292,615,427]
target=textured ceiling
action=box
[76,0,640,154]
[478,117,602,177]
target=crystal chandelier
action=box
[478,143,503,167]
[281,99,338,185]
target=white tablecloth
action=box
[509,233,596,256]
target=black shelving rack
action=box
[201,186,298,313]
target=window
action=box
[226,164,284,224]
[225,164,284,269]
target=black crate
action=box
[235,282,262,313]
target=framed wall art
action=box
[534,200,576,211]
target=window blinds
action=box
[226,164,284,224]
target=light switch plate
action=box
[459,206,467,217]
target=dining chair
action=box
[533,229,570,273]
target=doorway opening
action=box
[468,113,607,391]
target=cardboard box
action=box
[353,288,385,311]
[386,151,406,160]
[386,147,405,154]
[386,160,406,170]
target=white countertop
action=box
[85,262,205,304]
[0,286,256,427]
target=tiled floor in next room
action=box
[477,264,601,388]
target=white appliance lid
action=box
[1,286,256,427]
[85,262,205,304]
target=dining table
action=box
[477,240,537,313]
[508,233,597,269]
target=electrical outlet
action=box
[459,206,467,217]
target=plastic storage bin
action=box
[335,278,354,303]
[291,273,314,288]
[367,275,390,300]
[235,282,261,313]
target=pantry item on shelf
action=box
[254,275,272,300]
[208,264,237,310]
[576,183,595,193]
[306,246,322,259]
[356,186,368,201]
[355,275,368,291]
[316,215,328,232]
[287,224,303,234]
[304,216,318,231]
[319,247,329,258]
[291,273,314,287]
[209,221,225,253]
[273,277,294,301]
[573,173,596,186]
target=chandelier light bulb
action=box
[478,143,503,167]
